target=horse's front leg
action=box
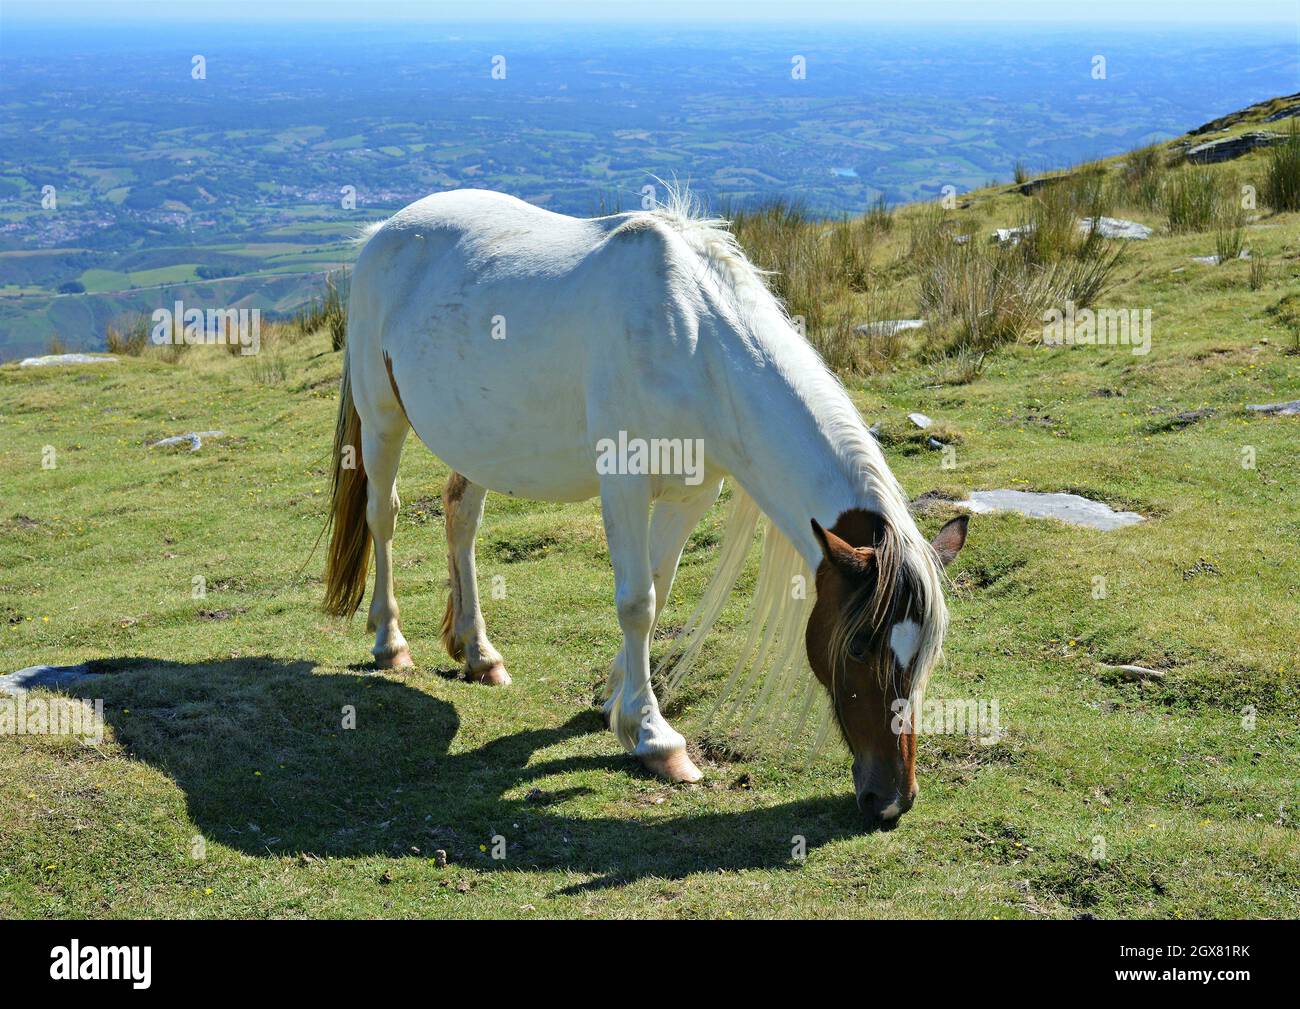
[600,474,702,783]
[602,480,722,723]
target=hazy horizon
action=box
[4,0,1299,22]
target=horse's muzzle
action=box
[853,755,917,828]
[857,787,916,828]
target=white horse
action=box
[323,188,967,826]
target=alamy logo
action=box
[49,941,152,989]
[1042,300,1151,356]
[152,300,260,355]
[891,697,1002,744]
[1,696,103,745]
[595,430,705,486]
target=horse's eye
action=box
[847,634,871,663]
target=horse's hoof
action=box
[374,647,413,670]
[641,750,703,784]
[468,663,511,686]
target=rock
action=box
[1187,94,1299,136]
[1185,131,1285,164]
[1099,663,1167,682]
[1265,103,1300,123]
[150,430,225,452]
[1171,408,1213,428]
[19,354,118,368]
[1247,400,1300,416]
[957,490,1144,531]
[926,437,946,450]
[856,319,926,337]
[907,412,933,429]
[1078,217,1153,241]
[992,225,1033,245]
[0,663,96,695]
[1010,173,1074,197]
[1149,408,1215,433]
[1192,251,1250,266]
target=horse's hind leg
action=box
[441,473,510,685]
[362,416,411,668]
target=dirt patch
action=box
[404,497,444,525]
[489,531,561,563]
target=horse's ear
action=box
[811,518,833,561]
[811,519,874,577]
[931,515,969,568]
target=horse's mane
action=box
[644,183,777,316]
[647,182,949,755]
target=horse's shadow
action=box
[73,657,860,893]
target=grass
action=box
[1262,121,1300,213]
[1163,167,1228,234]
[2,109,1299,920]
[293,271,348,351]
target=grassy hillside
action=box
[1,102,1298,919]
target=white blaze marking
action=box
[890,619,922,669]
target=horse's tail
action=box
[323,349,371,617]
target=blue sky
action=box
[5,0,1298,21]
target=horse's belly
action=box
[398,346,600,503]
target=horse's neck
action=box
[704,312,894,567]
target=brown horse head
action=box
[806,510,967,828]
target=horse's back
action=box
[348,190,687,500]
[358,189,605,283]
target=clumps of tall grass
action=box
[1261,121,1300,212]
[293,271,349,350]
[250,353,288,385]
[1112,143,1168,211]
[1162,167,1229,233]
[727,198,897,374]
[929,345,988,386]
[916,170,1126,355]
[1248,255,1270,290]
[105,314,151,356]
[1213,202,1248,264]
[1268,292,1300,354]
[865,194,894,232]
[918,240,1053,353]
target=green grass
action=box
[2,118,1299,919]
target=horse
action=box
[322,187,968,827]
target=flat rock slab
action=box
[1192,251,1250,266]
[1011,174,1074,197]
[1185,131,1284,164]
[958,490,1145,531]
[908,412,933,429]
[0,663,97,695]
[19,354,118,368]
[856,319,926,337]
[1079,217,1153,240]
[992,225,1033,245]
[1247,400,1300,416]
[150,430,225,452]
